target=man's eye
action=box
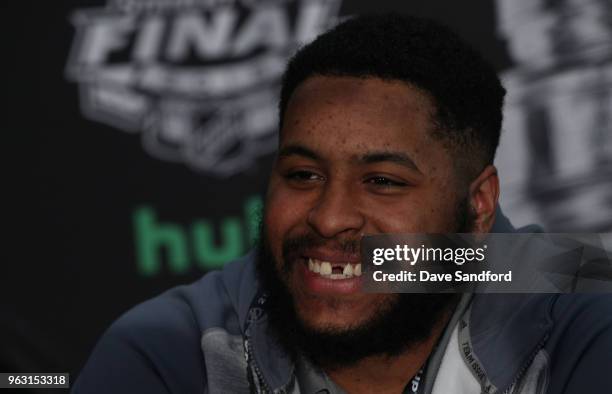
[286,170,323,182]
[366,176,408,187]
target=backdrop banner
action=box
[5,0,611,387]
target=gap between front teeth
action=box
[307,258,362,279]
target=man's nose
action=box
[307,182,365,238]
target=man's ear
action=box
[469,165,500,233]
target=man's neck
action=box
[323,312,450,394]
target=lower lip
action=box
[298,260,363,295]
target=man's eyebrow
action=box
[358,151,421,172]
[277,145,321,160]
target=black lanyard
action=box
[406,367,425,394]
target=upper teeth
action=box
[308,258,361,279]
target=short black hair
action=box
[279,14,506,180]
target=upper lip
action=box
[302,248,361,264]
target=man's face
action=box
[264,76,464,333]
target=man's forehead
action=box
[285,75,434,126]
[278,76,445,172]
[283,76,434,132]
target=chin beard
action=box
[255,196,474,369]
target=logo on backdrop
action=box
[494,0,612,231]
[66,0,342,176]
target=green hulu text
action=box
[133,196,262,276]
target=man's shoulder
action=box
[72,253,258,393]
[113,253,256,336]
[551,293,612,320]
[112,271,228,339]
[547,293,612,345]
[469,293,612,344]
[544,294,612,393]
[467,293,612,393]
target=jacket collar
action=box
[222,251,295,392]
[467,207,554,393]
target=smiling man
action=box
[73,14,612,394]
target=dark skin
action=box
[264,76,499,393]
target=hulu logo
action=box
[133,195,262,276]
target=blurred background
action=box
[4,0,611,391]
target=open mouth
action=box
[306,258,362,280]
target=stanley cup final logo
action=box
[495,0,612,231]
[66,0,342,176]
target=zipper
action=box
[243,294,288,394]
[245,336,273,393]
[502,295,557,394]
[501,332,550,394]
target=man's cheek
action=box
[365,203,427,233]
[266,201,313,248]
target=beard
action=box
[255,196,475,369]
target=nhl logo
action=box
[66,0,342,176]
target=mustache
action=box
[281,233,360,272]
